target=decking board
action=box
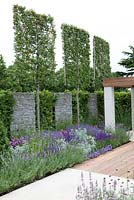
[73,142,134,178]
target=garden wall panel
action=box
[89,93,98,118]
[55,93,72,124]
[10,93,35,132]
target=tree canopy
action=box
[118,45,134,76]
[13,5,56,92]
[61,24,92,91]
[0,55,7,90]
[93,36,111,90]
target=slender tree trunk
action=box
[64,63,67,89]
[77,57,80,127]
[76,85,80,127]
[36,20,40,133]
[36,82,40,133]
[93,38,96,89]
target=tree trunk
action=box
[76,86,80,127]
[36,83,40,133]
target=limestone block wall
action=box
[55,93,72,124]
[10,93,35,132]
[89,93,98,118]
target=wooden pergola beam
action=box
[103,77,134,88]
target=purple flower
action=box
[89,144,112,158]
[61,130,77,142]
[10,137,26,149]
[67,124,113,141]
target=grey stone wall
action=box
[10,93,35,132]
[89,93,98,118]
[55,93,72,124]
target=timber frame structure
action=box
[103,77,134,139]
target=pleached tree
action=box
[13,5,56,131]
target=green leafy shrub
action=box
[115,91,131,129]
[40,90,56,130]
[95,91,104,122]
[73,128,96,156]
[72,90,89,123]
[0,90,14,132]
[0,140,85,195]
[96,91,131,129]
[96,128,130,150]
[0,120,9,153]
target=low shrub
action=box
[0,130,86,195]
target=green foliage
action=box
[55,68,65,92]
[13,5,56,92]
[0,90,14,132]
[73,128,96,155]
[6,65,22,91]
[61,24,93,91]
[40,90,56,130]
[96,91,131,129]
[0,55,7,90]
[0,121,9,153]
[72,90,89,123]
[118,45,134,76]
[93,36,111,90]
[56,120,72,130]
[115,91,131,129]
[96,128,129,150]
[95,91,104,121]
[0,138,85,195]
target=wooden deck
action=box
[73,142,134,179]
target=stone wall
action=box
[9,92,98,131]
[10,93,35,132]
[55,93,72,124]
[89,93,98,118]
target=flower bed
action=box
[0,125,130,196]
[75,171,134,200]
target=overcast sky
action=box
[0,0,134,72]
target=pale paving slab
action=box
[1,168,134,200]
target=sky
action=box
[0,0,134,72]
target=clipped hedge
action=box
[96,91,131,128]
[71,90,89,123]
[0,90,14,132]
[95,91,104,121]
[0,90,131,133]
[0,120,9,153]
[115,91,131,128]
[40,90,56,130]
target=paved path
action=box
[74,142,134,179]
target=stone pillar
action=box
[89,93,98,118]
[10,93,36,132]
[104,87,115,130]
[55,93,72,125]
